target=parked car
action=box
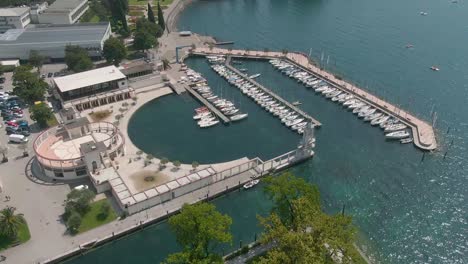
[41,74,46,79]
[74,185,88,191]
[9,134,28,143]
[13,112,23,118]
[53,72,60,77]
[6,126,30,136]
[47,72,53,78]
[3,115,15,122]
[6,121,18,127]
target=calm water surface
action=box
[66,0,467,263]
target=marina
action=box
[185,85,231,124]
[191,47,437,151]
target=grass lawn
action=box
[0,221,31,251]
[46,114,58,127]
[129,0,148,6]
[88,15,101,23]
[129,10,144,16]
[77,200,117,234]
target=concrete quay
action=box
[191,47,437,151]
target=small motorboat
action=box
[292,101,302,106]
[430,66,440,71]
[249,73,261,79]
[400,138,413,144]
[230,113,248,121]
[386,130,410,139]
[243,179,260,189]
[199,120,219,128]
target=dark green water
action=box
[66,0,467,263]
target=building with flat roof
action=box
[34,113,125,179]
[0,7,31,33]
[38,0,89,24]
[53,66,134,110]
[0,22,111,60]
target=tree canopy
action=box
[65,189,96,216]
[133,31,156,52]
[103,37,127,66]
[12,65,47,103]
[255,172,357,264]
[30,103,53,127]
[165,202,232,263]
[263,172,320,228]
[157,1,165,33]
[28,50,46,71]
[65,45,93,73]
[148,3,156,24]
[0,206,25,239]
[136,17,163,37]
[104,0,129,35]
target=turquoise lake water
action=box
[65,0,467,263]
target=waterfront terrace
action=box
[191,47,437,151]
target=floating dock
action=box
[224,56,322,127]
[185,85,231,124]
[191,47,437,151]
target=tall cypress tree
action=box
[147,3,156,24]
[157,1,165,32]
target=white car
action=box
[74,185,88,191]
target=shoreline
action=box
[165,0,194,33]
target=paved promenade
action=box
[192,47,437,151]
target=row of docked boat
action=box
[211,64,308,134]
[269,59,413,143]
[206,55,226,64]
[193,106,219,128]
[192,82,248,123]
[182,68,206,83]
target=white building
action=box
[0,7,31,33]
[53,66,134,110]
[38,0,89,24]
[0,22,111,60]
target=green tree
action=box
[66,212,82,234]
[263,172,320,229]
[147,3,156,24]
[133,31,156,52]
[136,17,162,37]
[65,45,93,73]
[103,37,127,66]
[157,0,165,33]
[28,50,45,71]
[0,206,25,239]
[30,103,53,128]
[64,189,96,216]
[256,173,357,264]
[13,65,47,103]
[165,203,232,263]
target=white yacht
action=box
[230,113,248,121]
[385,130,410,139]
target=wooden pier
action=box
[185,85,231,124]
[224,56,322,127]
[191,47,437,151]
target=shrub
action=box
[67,212,82,234]
[98,202,111,220]
[90,109,112,121]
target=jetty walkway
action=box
[191,47,437,151]
[185,85,231,123]
[225,56,322,127]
